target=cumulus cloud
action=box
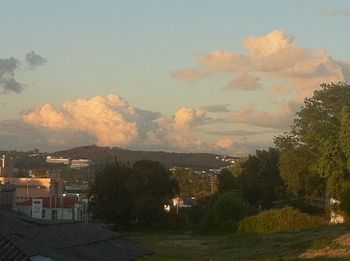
[171,69,205,81]
[225,73,261,90]
[0,57,23,94]
[26,51,47,68]
[230,101,300,129]
[199,104,230,113]
[172,29,350,130]
[22,95,140,146]
[245,30,293,58]
[215,138,234,149]
[200,50,251,73]
[201,129,278,136]
[0,120,95,151]
[18,94,224,152]
[269,84,287,94]
[153,107,212,149]
[173,29,349,99]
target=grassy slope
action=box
[126,224,350,261]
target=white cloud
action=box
[14,94,227,152]
[200,50,251,73]
[22,95,139,146]
[215,138,234,149]
[244,30,293,58]
[173,29,349,99]
[230,101,299,130]
[199,104,230,113]
[172,29,350,129]
[225,73,261,90]
[171,69,205,81]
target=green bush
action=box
[197,190,252,233]
[340,185,350,219]
[239,207,326,233]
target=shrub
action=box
[340,185,350,219]
[197,190,252,234]
[239,207,326,233]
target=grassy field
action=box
[126,224,350,260]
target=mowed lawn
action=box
[126,225,350,261]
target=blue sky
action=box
[1,1,350,155]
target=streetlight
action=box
[26,178,31,199]
[60,193,66,220]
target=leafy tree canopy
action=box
[171,168,211,199]
[89,160,178,230]
[275,82,350,198]
[217,148,284,209]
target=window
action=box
[51,209,57,220]
[42,209,46,219]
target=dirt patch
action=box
[300,231,350,259]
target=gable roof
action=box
[0,210,153,260]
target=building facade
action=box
[0,155,13,177]
[0,177,63,203]
[16,196,88,221]
[0,183,16,209]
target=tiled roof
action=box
[0,210,153,260]
[0,234,29,261]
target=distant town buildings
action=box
[172,196,194,208]
[46,156,91,169]
[71,159,91,169]
[46,156,70,165]
[0,155,13,177]
[0,176,63,203]
[16,196,88,221]
[0,183,16,209]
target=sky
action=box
[1,0,350,155]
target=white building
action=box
[71,159,90,169]
[0,155,13,177]
[16,196,88,221]
[46,156,70,165]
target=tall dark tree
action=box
[216,149,283,209]
[217,168,238,194]
[132,160,178,227]
[89,161,133,229]
[275,82,350,198]
[89,160,178,229]
[237,148,283,209]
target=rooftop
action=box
[0,210,153,260]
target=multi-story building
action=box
[0,155,13,177]
[46,156,70,165]
[0,183,16,209]
[71,159,90,169]
[0,176,63,203]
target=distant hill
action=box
[52,145,237,170]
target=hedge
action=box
[239,207,326,233]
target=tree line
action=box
[89,82,350,232]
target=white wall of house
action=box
[16,204,87,221]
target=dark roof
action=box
[0,234,29,261]
[0,210,153,261]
